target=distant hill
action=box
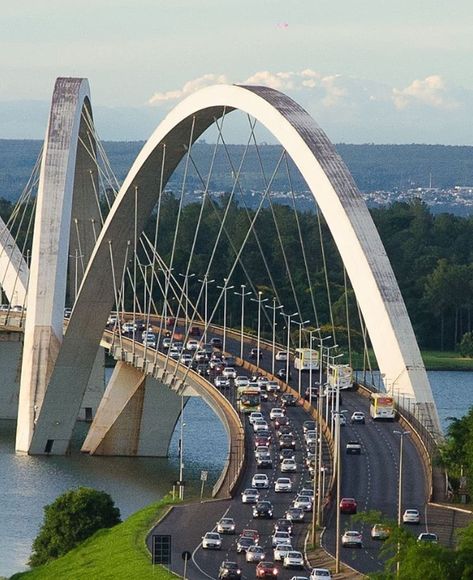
[1,140,472,201]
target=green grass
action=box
[10,496,179,580]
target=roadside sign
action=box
[152,534,171,566]
[200,470,208,481]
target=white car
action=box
[235,376,250,387]
[179,353,193,365]
[275,350,289,361]
[266,380,280,393]
[274,543,293,561]
[305,430,318,445]
[272,531,292,547]
[270,408,285,420]
[217,517,236,534]
[253,419,269,432]
[341,530,363,548]
[249,412,264,425]
[257,376,269,388]
[252,474,269,489]
[402,509,420,524]
[417,532,438,543]
[214,375,229,388]
[246,545,266,562]
[223,366,237,379]
[186,339,200,351]
[300,488,314,499]
[283,551,304,569]
[281,458,297,473]
[293,495,313,512]
[310,569,332,579]
[274,477,293,492]
[255,446,270,459]
[202,531,222,549]
[142,335,156,348]
[241,488,260,503]
[350,411,366,424]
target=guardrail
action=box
[101,330,245,499]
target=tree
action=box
[459,332,473,358]
[29,487,121,567]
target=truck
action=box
[327,364,353,390]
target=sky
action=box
[1,0,472,144]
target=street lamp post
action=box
[178,272,195,333]
[198,275,215,343]
[251,291,268,369]
[292,319,310,396]
[234,285,252,359]
[280,311,298,383]
[303,327,321,406]
[217,279,234,353]
[334,391,346,573]
[178,393,186,500]
[394,429,410,577]
[142,263,154,316]
[265,298,284,375]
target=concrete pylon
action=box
[16,78,101,454]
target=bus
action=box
[237,388,261,414]
[294,348,319,371]
[370,393,396,420]
[327,364,353,390]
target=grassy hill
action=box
[10,496,178,580]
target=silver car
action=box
[245,545,266,562]
[217,517,236,534]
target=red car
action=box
[254,434,271,447]
[339,497,357,514]
[256,561,279,578]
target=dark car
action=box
[274,415,289,429]
[281,394,297,407]
[279,435,296,450]
[218,561,242,579]
[196,363,208,376]
[279,448,296,462]
[210,337,223,349]
[253,500,274,519]
[249,348,263,360]
[189,326,201,336]
[303,420,316,432]
[236,536,256,553]
[276,368,291,381]
[277,425,294,438]
[273,518,293,534]
[256,561,279,578]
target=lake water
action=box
[0,370,472,577]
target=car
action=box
[162,337,172,350]
[304,386,319,401]
[187,338,200,351]
[339,414,347,426]
[270,407,285,420]
[256,561,279,578]
[202,531,222,549]
[253,501,274,518]
[276,368,291,381]
[300,488,314,499]
[310,568,332,579]
[257,376,270,388]
[218,561,242,579]
[350,411,365,424]
[217,517,236,534]
[281,458,297,473]
[122,321,137,333]
[346,441,362,455]
[195,350,209,362]
[189,325,201,336]
[341,530,363,548]
[209,357,223,369]
[236,536,256,553]
[274,518,293,535]
[279,448,296,462]
[272,531,292,547]
[252,474,270,489]
[257,452,273,468]
[293,495,313,512]
[303,420,316,433]
[275,350,289,361]
[371,524,391,540]
[417,532,438,543]
[196,363,208,375]
[290,577,309,580]
[266,380,280,393]
[241,488,260,504]
[223,355,236,366]
[278,425,295,438]
[274,543,293,561]
[255,445,270,458]
[403,509,420,524]
[169,347,181,360]
[166,317,175,327]
[281,394,297,407]
[142,335,156,348]
[235,376,250,387]
[223,366,237,379]
[249,348,263,359]
[274,415,290,429]
[285,507,305,522]
[254,433,271,447]
[283,551,304,569]
[305,430,318,446]
[239,529,260,544]
[214,375,229,388]
[210,337,223,349]
[246,545,266,563]
[279,435,296,450]
[339,497,357,514]
[253,419,269,432]
[249,411,264,425]
[275,477,293,492]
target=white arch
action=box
[16,78,102,453]
[28,83,440,454]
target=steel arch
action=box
[28,83,440,454]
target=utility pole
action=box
[265,298,284,375]
[217,279,234,353]
[234,285,252,359]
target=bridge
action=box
[0,77,453,576]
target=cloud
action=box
[148,73,229,105]
[392,75,458,110]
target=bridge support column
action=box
[82,361,185,457]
